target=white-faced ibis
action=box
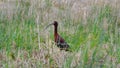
[46,21,70,51]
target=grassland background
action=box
[0,0,120,68]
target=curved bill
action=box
[44,23,53,30]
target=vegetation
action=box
[0,0,120,68]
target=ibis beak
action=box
[44,23,53,30]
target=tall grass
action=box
[0,0,120,68]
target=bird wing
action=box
[56,35,69,49]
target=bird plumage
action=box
[55,34,70,51]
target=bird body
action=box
[55,34,69,50]
[46,21,70,51]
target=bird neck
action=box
[54,25,58,35]
[54,26,58,42]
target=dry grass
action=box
[0,0,120,68]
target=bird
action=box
[45,21,70,51]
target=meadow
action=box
[0,0,120,68]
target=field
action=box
[0,0,120,68]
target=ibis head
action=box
[46,21,58,29]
